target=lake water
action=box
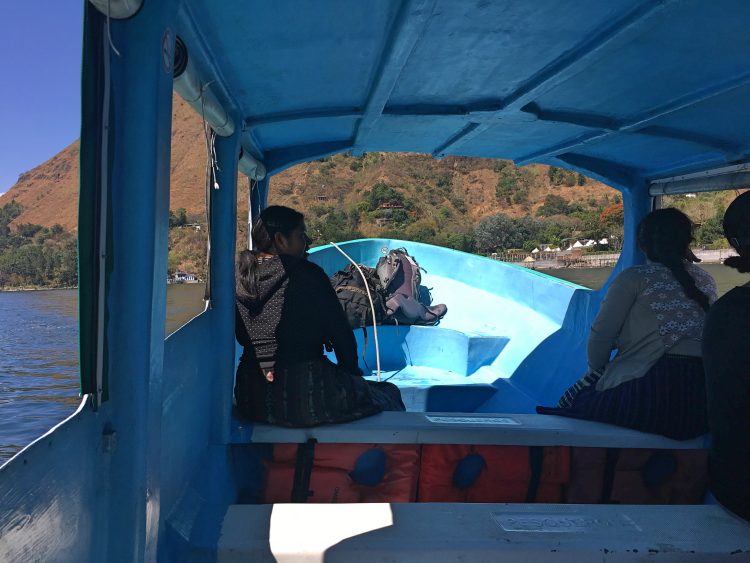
[0,265,747,463]
[0,284,206,463]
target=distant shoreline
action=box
[0,285,77,293]
[509,248,735,269]
[0,248,737,290]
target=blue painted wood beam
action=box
[432,123,480,159]
[638,126,745,159]
[384,101,503,120]
[516,70,750,166]
[520,104,619,131]
[522,105,744,157]
[241,130,264,161]
[243,100,507,131]
[556,153,640,194]
[503,0,674,110]
[243,107,361,129]
[351,0,436,155]
[265,140,352,175]
[431,0,672,157]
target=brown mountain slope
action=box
[3,141,81,231]
[2,93,619,234]
[3,94,208,231]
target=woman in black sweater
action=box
[235,205,404,427]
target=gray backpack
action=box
[375,249,447,325]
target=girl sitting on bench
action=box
[538,208,717,440]
[234,205,404,427]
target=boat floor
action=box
[364,366,498,412]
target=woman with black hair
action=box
[234,205,404,427]
[703,190,750,521]
[538,208,717,440]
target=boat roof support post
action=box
[618,180,651,273]
[92,0,178,560]
[554,153,649,278]
[209,130,241,443]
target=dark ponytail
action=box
[237,206,304,299]
[722,190,750,273]
[637,208,710,311]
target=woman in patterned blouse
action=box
[538,208,717,440]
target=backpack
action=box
[376,248,422,300]
[375,249,447,326]
[329,264,388,329]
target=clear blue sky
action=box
[0,3,83,193]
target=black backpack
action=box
[329,264,388,329]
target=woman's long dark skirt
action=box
[235,357,405,428]
[536,354,708,440]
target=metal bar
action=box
[95,19,111,408]
[649,162,750,195]
[652,162,750,184]
[352,0,435,153]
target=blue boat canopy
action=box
[173,0,750,190]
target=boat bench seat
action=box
[230,410,708,449]
[217,503,750,561]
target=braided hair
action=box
[723,190,750,273]
[237,206,304,299]
[637,208,710,311]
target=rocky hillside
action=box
[2,94,209,230]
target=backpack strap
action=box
[360,326,372,374]
[291,438,317,503]
[599,448,621,504]
[525,446,545,502]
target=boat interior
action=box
[3,0,750,561]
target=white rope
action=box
[106,0,122,57]
[329,242,381,382]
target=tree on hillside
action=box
[309,208,362,245]
[0,200,23,237]
[364,182,405,211]
[495,164,532,205]
[475,214,523,252]
[169,208,188,228]
[599,203,624,240]
[15,223,44,239]
[536,194,571,217]
[547,166,577,187]
[695,209,725,246]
